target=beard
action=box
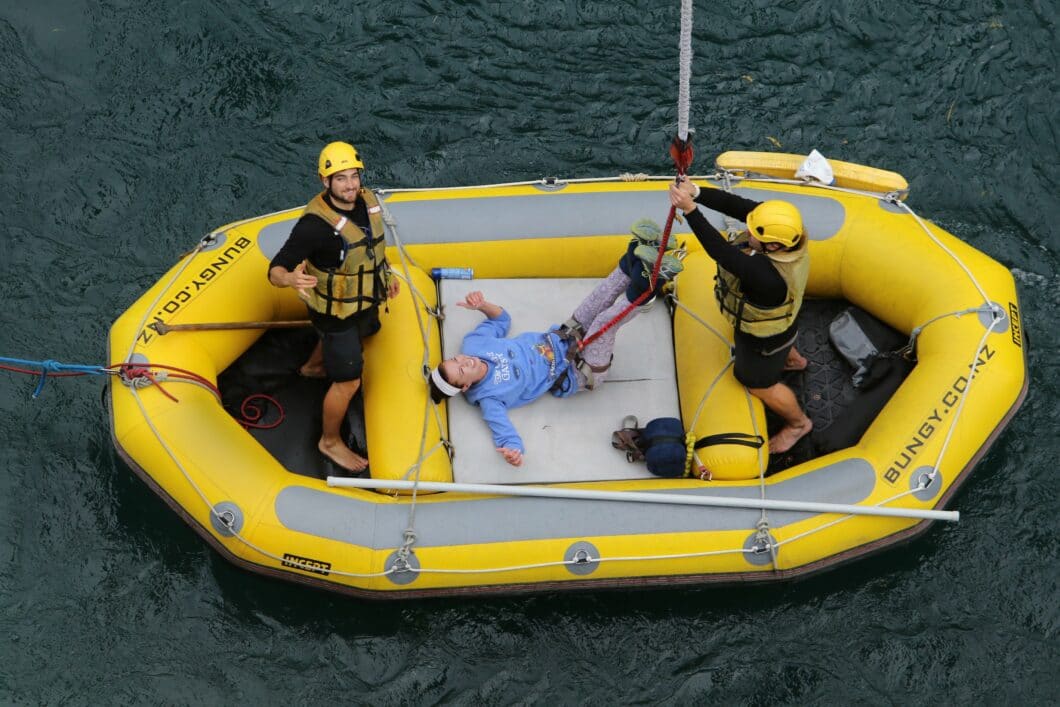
[328,180,359,207]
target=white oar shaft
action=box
[326,477,958,522]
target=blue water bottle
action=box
[431,267,474,280]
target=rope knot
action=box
[396,528,418,561]
[32,361,60,398]
[390,528,419,574]
[751,519,775,554]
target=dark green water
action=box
[1,1,1056,703]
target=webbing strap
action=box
[694,432,765,450]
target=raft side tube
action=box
[363,264,452,489]
[673,252,768,480]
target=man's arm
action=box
[670,183,787,304]
[670,183,756,275]
[692,182,760,222]
[267,216,333,291]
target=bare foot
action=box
[319,437,368,472]
[769,418,813,454]
[299,363,326,378]
[783,350,808,372]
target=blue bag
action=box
[641,417,688,478]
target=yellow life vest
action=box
[301,189,390,319]
[714,233,810,337]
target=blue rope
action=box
[0,356,110,399]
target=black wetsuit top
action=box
[685,188,797,348]
[270,194,373,333]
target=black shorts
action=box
[313,309,381,383]
[733,328,798,389]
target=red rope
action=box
[579,134,692,351]
[579,181,685,351]
[110,362,222,399]
[238,393,285,430]
[578,204,677,350]
[117,365,179,402]
[0,364,92,377]
[111,361,285,430]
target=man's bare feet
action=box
[769,417,813,454]
[299,363,327,378]
[783,349,808,372]
[319,437,368,472]
[300,340,325,378]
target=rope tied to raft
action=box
[376,196,450,559]
[392,528,419,574]
[118,364,178,402]
[0,355,112,398]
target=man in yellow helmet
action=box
[268,142,400,472]
[670,180,812,454]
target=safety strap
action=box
[611,427,645,462]
[693,432,765,450]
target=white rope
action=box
[126,385,394,579]
[687,359,734,433]
[677,0,694,141]
[399,440,449,481]
[747,388,778,568]
[882,197,1004,484]
[409,546,751,576]
[774,480,946,550]
[665,293,736,434]
[671,261,774,556]
[374,173,726,195]
[669,295,732,348]
[890,198,994,304]
[924,315,1004,483]
[122,241,206,363]
[903,305,996,354]
[123,379,793,580]
[378,199,448,553]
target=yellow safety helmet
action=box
[318,141,364,179]
[745,200,804,248]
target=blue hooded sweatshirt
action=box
[460,310,577,453]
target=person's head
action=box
[745,200,805,253]
[318,142,364,205]
[428,355,487,403]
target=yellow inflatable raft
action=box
[108,152,1027,598]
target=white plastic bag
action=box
[795,149,835,185]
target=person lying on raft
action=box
[427,220,683,467]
